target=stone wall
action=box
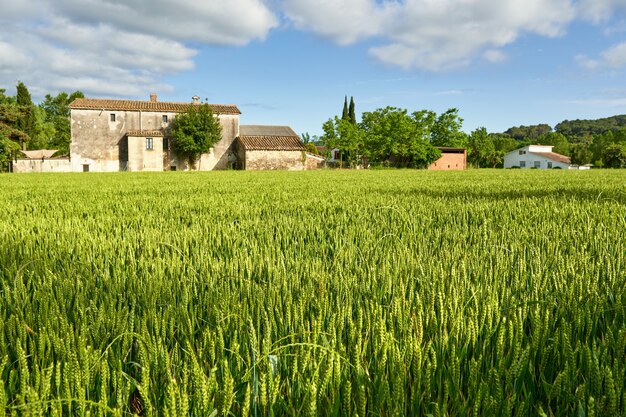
[71,109,239,172]
[127,136,164,172]
[244,150,305,170]
[305,154,325,170]
[12,158,71,173]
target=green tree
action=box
[505,124,552,141]
[430,108,468,148]
[602,143,626,168]
[537,132,570,155]
[569,143,592,166]
[468,127,497,167]
[360,107,440,168]
[0,88,15,105]
[321,116,363,167]
[0,91,30,151]
[15,81,36,142]
[0,121,27,171]
[341,96,349,121]
[29,106,56,150]
[348,96,356,125]
[15,81,32,106]
[38,91,84,154]
[304,142,319,155]
[0,136,20,171]
[170,103,222,169]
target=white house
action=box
[504,145,571,169]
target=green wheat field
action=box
[0,170,625,416]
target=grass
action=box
[0,169,625,416]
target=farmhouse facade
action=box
[69,95,241,172]
[503,145,571,169]
[66,94,315,172]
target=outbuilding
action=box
[236,125,317,170]
[504,145,571,169]
[429,147,467,170]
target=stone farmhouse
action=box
[66,94,321,172]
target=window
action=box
[519,150,526,155]
[163,138,169,150]
[548,161,553,169]
[146,137,154,150]
[162,115,168,123]
[520,161,526,168]
[534,161,541,168]
[110,114,116,122]
[333,150,340,160]
[170,166,177,171]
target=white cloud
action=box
[50,0,277,46]
[601,42,626,67]
[484,50,507,63]
[0,0,277,99]
[577,0,626,22]
[567,97,626,106]
[4,0,626,98]
[0,42,32,72]
[576,41,626,71]
[282,0,575,71]
[575,54,600,70]
[282,0,397,44]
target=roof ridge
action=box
[69,97,241,115]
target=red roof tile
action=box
[238,135,305,151]
[69,97,241,115]
[238,125,305,151]
[530,151,571,164]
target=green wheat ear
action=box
[0,170,625,416]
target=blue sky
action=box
[1,0,626,137]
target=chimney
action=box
[192,95,200,104]
[150,93,157,102]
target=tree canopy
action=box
[170,103,222,169]
[322,103,443,168]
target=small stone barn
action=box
[236,125,320,170]
[12,150,71,173]
[429,147,467,170]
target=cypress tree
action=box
[15,81,35,144]
[16,82,32,106]
[348,96,356,125]
[342,96,349,121]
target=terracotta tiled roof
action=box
[69,97,241,115]
[239,136,305,151]
[240,125,298,137]
[126,130,164,137]
[530,151,571,164]
[238,125,305,151]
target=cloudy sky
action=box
[1,0,626,135]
